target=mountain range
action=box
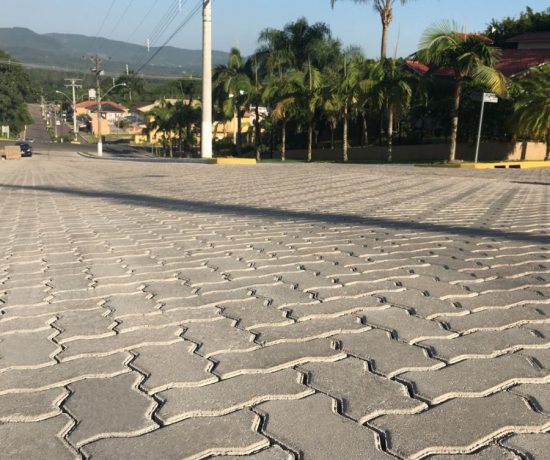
[0,27,229,78]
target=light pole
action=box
[94,83,126,157]
[201,0,213,159]
[55,90,78,142]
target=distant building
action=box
[75,101,129,124]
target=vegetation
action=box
[4,5,547,162]
[0,50,33,135]
[145,87,200,157]
[512,64,550,160]
[415,21,508,161]
[487,7,550,47]
[331,0,412,58]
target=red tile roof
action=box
[497,49,550,77]
[506,32,550,44]
[75,101,128,112]
[406,49,550,78]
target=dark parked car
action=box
[19,142,32,157]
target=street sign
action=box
[474,93,498,163]
[483,93,498,103]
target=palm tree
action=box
[370,58,412,161]
[170,100,200,155]
[214,48,252,156]
[512,64,550,160]
[324,52,366,161]
[258,27,294,160]
[415,21,508,161]
[284,18,339,161]
[331,0,412,58]
[263,71,302,161]
[147,103,174,157]
[245,55,265,161]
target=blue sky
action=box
[0,0,547,58]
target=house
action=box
[75,101,129,124]
[506,31,550,50]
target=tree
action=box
[170,100,200,155]
[324,52,366,161]
[486,7,550,48]
[245,55,265,161]
[258,27,295,160]
[283,18,339,161]
[214,48,252,156]
[370,58,412,161]
[0,50,33,135]
[415,21,508,161]
[147,103,174,157]
[115,70,146,103]
[511,64,550,160]
[331,0,412,58]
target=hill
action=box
[0,27,229,78]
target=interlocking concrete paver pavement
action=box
[501,432,550,459]
[257,393,391,458]
[1,152,550,458]
[1,414,78,459]
[65,373,157,447]
[426,444,521,459]
[81,410,269,459]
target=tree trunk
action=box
[281,119,286,161]
[381,22,389,59]
[237,112,242,156]
[387,105,393,162]
[343,104,349,162]
[255,105,261,161]
[449,79,463,162]
[362,113,368,147]
[186,123,192,150]
[330,126,335,150]
[308,121,313,162]
[546,131,550,161]
[233,111,237,145]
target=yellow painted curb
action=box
[208,158,257,165]
[416,161,550,169]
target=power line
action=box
[137,0,202,73]
[128,0,161,41]
[106,0,135,39]
[130,0,181,70]
[146,0,183,48]
[94,0,117,38]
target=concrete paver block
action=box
[372,391,550,459]
[302,357,427,422]
[157,368,312,424]
[258,393,391,459]
[66,372,158,447]
[81,410,269,459]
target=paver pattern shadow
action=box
[0,152,549,459]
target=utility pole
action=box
[90,55,104,156]
[201,0,213,159]
[65,79,82,143]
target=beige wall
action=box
[90,117,110,136]
[279,142,547,162]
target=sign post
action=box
[474,93,498,163]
